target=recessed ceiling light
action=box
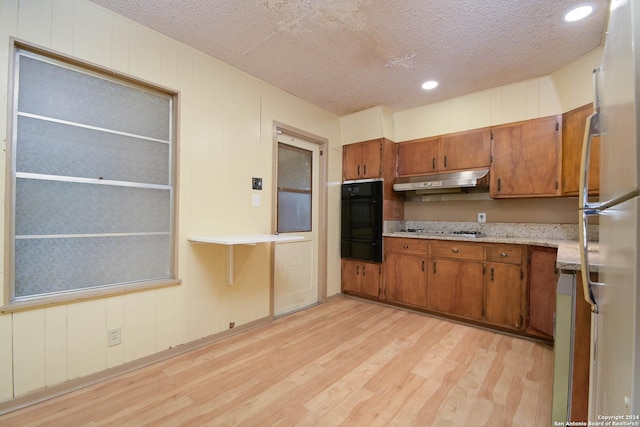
[422,80,438,90]
[564,5,593,22]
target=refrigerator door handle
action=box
[578,103,604,313]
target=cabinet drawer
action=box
[430,241,483,260]
[485,244,524,264]
[384,237,429,255]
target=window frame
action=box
[2,40,180,312]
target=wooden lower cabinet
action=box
[485,262,524,330]
[341,259,381,298]
[369,237,552,339]
[428,258,484,320]
[383,251,427,308]
[527,246,558,339]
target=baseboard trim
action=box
[0,316,271,416]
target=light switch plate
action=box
[252,194,260,207]
[252,177,262,190]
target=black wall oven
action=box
[341,180,383,262]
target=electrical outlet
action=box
[477,212,487,223]
[108,327,121,347]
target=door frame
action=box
[270,122,328,318]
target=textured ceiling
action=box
[89,0,608,116]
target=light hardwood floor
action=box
[0,297,553,426]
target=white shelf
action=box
[188,234,304,284]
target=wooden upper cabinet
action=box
[490,115,562,198]
[562,103,600,196]
[396,137,440,176]
[396,128,491,177]
[440,128,491,171]
[342,139,382,181]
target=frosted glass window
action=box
[9,46,176,302]
[277,191,311,232]
[277,143,312,233]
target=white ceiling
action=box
[89,0,608,116]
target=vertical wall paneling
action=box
[538,76,561,118]
[110,14,131,73]
[467,90,492,130]
[501,82,528,124]
[525,79,540,120]
[73,1,112,66]
[12,310,46,396]
[44,305,68,387]
[51,0,74,53]
[155,287,175,351]
[123,292,157,363]
[66,300,107,380]
[16,0,52,47]
[129,23,163,83]
[0,314,12,401]
[106,295,124,368]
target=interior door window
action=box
[277,143,312,233]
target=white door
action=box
[273,131,321,317]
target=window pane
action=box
[278,145,311,191]
[277,191,311,232]
[10,47,176,302]
[18,55,171,140]
[15,234,171,298]
[15,178,170,236]
[17,116,170,185]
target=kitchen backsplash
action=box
[384,221,599,242]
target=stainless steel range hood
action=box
[393,168,490,192]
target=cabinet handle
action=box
[497,178,501,192]
[451,248,459,254]
[403,244,409,249]
[444,155,447,168]
[363,164,367,175]
[356,265,359,275]
[490,267,495,281]
[432,157,436,169]
[362,265,365,276]
[422,260,425,272]
[500,252,509,258]
[433,261,437,274]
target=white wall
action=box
[340,105,395,145]
[0,0,343,403]
[338,48,603,143]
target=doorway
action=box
[273,127,327,317]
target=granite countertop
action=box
[383,221,601,272]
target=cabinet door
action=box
[383,252,427,307]
[359,262,381,298]
[527,247,557,338]
[485,263,523,329]
[441,128,491,171]
[343,144,363,181]
[361,140,382,179]
[428,258,483,320]
[341,259,380,298]
[562,104,600,196]
[490,115,561,197]
[396,137,440,176]
[341,259,360,293]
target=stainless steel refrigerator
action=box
[580,0,640,418]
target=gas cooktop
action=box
[398,229,486,238]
